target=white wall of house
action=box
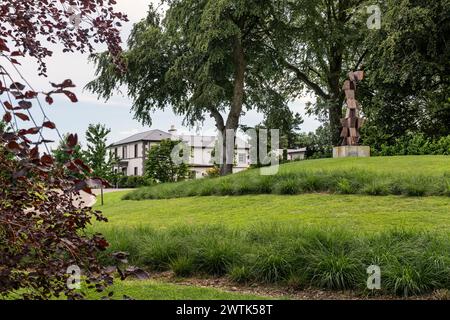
[109,130,252,179]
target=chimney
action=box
[169,125,178,140]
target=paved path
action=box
[79,189,134,207]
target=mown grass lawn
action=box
[94,192,450,234]
[93,191,450,297]
[92,156,450,297]
[124,156,450,200]
[1,280,269,300]
[85,280,268,300]
[276,155,450,176]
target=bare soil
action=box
[148,271,448,300]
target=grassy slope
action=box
[94,192,450,233]
[85,280,267,300]
[276,155,450,176]
[91,156,450,297]
[124,156,450,200]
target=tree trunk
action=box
[327,46,344,146]
[220,128,234,176]
[220,35,246,176]
[328,98,343,146]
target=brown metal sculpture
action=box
[340,71,365,146]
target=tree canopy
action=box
[145,139,189,183]
[360,0,450,149]
[85,123,117,182]
[88,0,291,175]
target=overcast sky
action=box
[9,0,320,149]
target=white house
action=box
[285,148,307,161]
[108,126,251,179]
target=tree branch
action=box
[209,107,225,132]
[353,49,368,71]
[281,59,330,100]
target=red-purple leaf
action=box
[6,141,20,152]
[42,121,56,129]
[3,112,12,123]
[40,154,54,166]
[10,82,25,91]
[4,101,13,110]
[25,91,38,99]
[67,134,78,148]
[11,51,23,57]
[10,58,21,65]
[63,90,78,103]
[62,79,76,88]
[30,147,40,159]
[45,95,54,105]
[18,100,32,109]
[26,127,41,135]
[14,112,30,121]
[0,39,9,52]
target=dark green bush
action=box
[113,175,153,188]
[229,266,253,284]
[101,225,450,296]
[170,256,195,277]
[379,133,450,156]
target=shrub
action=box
[206,167,221,178]
[403,180,428,196]
[194,241,239,276]
[100,225,450,296]
[124,157,450,200]
[273,178,300,195]
[114,175,152,188]
[335,178,354,194]
[229,266,253,284]
[170,256,195,277]
[307,252,364,290]
[380,133,450,156]
[0,0,126,300]
[138,236,184,271]
[250,249,293,283]
[285,273,308,290]
[362,181,390,196]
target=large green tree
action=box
[53,134,86,166]
[87,1,289,175]
[145,139,189,183]
[85,123,117,182]
[267,0,370,145]
[360,0,450,149]
[262,106,304,149]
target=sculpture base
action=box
[333,146,370,158]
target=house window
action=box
[134,167,138,176]
[190,146,195,158]
[134,144,139,158]
[121,167,127,176]
[122,146,127,159]
[238,153,246,164]
[114,148,118,158]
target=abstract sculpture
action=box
[340,71,365,146]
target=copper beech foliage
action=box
[0,0,129,299]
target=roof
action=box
[287,148,307,153]
[110,129,172,146]
[110,129,250,148]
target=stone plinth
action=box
[333,146,370,158]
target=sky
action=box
[6,0,320,149]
